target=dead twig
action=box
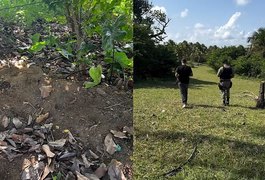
[237,91,258,101]
[69,97,77,104]
[23,101,37,113]
[163,144,198,177]
[89,121,101,131]
[104,102,124,109]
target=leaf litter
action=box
[0,113,133,179]
[0,18,133,180]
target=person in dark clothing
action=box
[217,60,234,106]
[175,58,193,108]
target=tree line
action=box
[134,0,265,80]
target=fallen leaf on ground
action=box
[0,140,7,146]
[39,85,52,98]
[108,159,127,180]
[27,115,33,125]
[12,117,23,129]
[42,144,55,158]
[95,163,107,178]
[76,171,89,180]
[0,146,8,150]
[21,158,31,170]
[36,112,49,123]
[89,149,99,159]
[110,130,128,139]
[11,134,24,143]
[1,115,10,128]
[84,173,100,180]
[40,164,51,180]
[123,126,134,136]
[81,154,93,168]
[104,134,117,155]
[48,139,66,148]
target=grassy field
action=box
[133,65,265,180]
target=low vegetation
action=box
[133,65,265,179]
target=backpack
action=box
[220,67,233,80]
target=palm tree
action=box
[247,28,265,51]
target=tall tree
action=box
[247,28,265,52]
[134,0,172,80]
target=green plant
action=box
[84,65,103,88]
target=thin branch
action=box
[163,144,198,177]
[150,18,170,39]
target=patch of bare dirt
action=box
[0,65,132,179]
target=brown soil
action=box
[0,65,133,179]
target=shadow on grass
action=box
[135,78,217,89]
[192,104,224,109]
[190,78,217,89]
[191,103,258,110]
[136,129,265,179]
[134,79,177,89]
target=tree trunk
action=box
[256,81,265,108]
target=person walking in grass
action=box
[175,58,193,108]
[217,60,234,106]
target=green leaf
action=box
[84,65,103,89]
[58,49,73,59]
[31,33,41,44]
[114,51,133,69]
[89,65,102,83]
[84,81,97,89]
[29,41,46,52]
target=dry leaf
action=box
[12,117,23,129]
[84,173,100,180]
[41,165,51,180]
[42,144,55,158]
[81,154,93,168]
[76,171,89,180]
[108,159,127,180]
[27,115,33,125]
[110,130,128,139]
[89,149,99,159]
[36,113,49,123]
[104,134,117,155]
[11,133,24,143]
[22,158,31,170]
[2,115,10,128]
[123,126,134,135]
[0,146,8,150]
[49,139,66,148]
[0,140,7,146]
[95,163,107,178]
[39,85,52,98]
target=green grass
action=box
[133,65,265,180]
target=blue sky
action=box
[150,0,265,47]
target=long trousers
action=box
[178,82,189,104]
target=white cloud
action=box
[214,12,241,39]
[235,0,250,6]
[180,8,189,18]
[151,6,167,14]
[194,23,204,29]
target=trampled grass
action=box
[133,65,265,179]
